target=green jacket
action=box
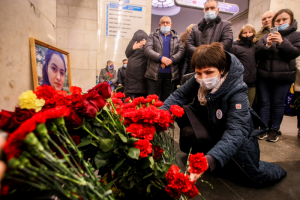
[255,27,270,44]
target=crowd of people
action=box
[97,0,300,187]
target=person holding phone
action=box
[256,9,300,142]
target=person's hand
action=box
[271,31,283,45]
[188,162,209,182]
[267,33,273,47]
[161,57,173,66]
[118,84,122,86]
[133,41,144,50]
[140,39,146,46]
[161,63,166,69]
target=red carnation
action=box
[147,94,159,102]
[70,86,82,94]
[185,183,199,198]
[0,110,14,131]
[153,145,164,160]
[188,153,208,174]
[113,92,125,98]
[126,123,156,140]
[170,105,184,118]
[133,139,152,158]
[165,164,180,183]
[153,101,164,107]
[125,97,131,102]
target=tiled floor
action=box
[174,116,300,200]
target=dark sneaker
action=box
[266,129,279,142]
[257,132,268,140]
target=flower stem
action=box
[185,147,193,175]
[82,125,101,141]
[95,117,115,136]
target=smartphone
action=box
[270,26,278,34]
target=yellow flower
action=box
[18,90,45,112]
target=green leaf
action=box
[147,184,153,193]
[127,137,139,144]
[100,138,114,152]
[95,127,109,138]
[95,151,113,159]
[115,120,126,134]
[77,137,92,148]
[149,156,155,169]
[113,158,126,171]
[141,157,151,169]
[105,178,118,190]
[94,158,109,168]
[128,147,140,160]
[117,133,128,143]
[143,172,153,179]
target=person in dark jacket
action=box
[256,9,300,142]
[99,60,118,91]
[180,24,195,78]
[144,16,185,102]
[125,30,148,99]
[255,11,275,44]
[186,0,233,58]
[161,42,286,188]
[117,59,127,93]
[230,24,257,107]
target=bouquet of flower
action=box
[106,72,113,81]
[0,82,211,199]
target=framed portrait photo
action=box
[30,37,72,91]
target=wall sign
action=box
[174,0,239,15]
[105,0,146,39]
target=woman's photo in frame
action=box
[30,37,71,91]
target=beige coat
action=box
[294,56,300,92]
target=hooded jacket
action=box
[144,29,185,82]
[186,16,233,57]
[125,30,149,94]
[256,20,300,83]
[230,36,257,87]
[161,52,286,187]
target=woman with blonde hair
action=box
[230,24,257,107]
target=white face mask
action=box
[195,73,220,90]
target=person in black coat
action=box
[117,59,127,93]
[230,24,257,107]
[256,9,300,142]
[161,42,286,188]
[125,30,148,99]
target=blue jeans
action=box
[257,78,290,130]
[110,85,116,92]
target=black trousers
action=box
[176,112,215,154]
[147,73,176,102]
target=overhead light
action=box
[152,0,181,16]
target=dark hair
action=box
[272,9,294,27]
[122,59,128,62]
[42,49,66,86]
[191,42,227,74]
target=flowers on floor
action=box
[0,82,210,200]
